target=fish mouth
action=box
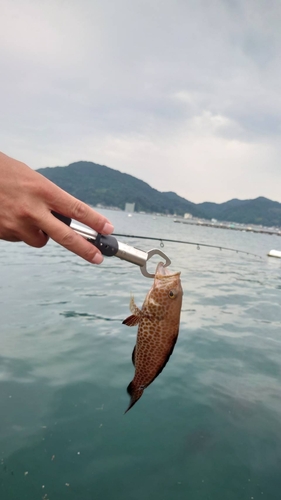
[155,262,181,279]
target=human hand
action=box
[0,152,114,264]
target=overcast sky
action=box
[1,0,281,203]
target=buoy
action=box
[268,249,281,258]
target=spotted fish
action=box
[123,262,183,412]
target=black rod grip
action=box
[51,211,72,226]
[51,211,119,257]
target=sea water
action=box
[0,210,281,500]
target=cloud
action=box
[1,0,281,202]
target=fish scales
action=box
[123,261,183,412]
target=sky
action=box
[1,0,281,203]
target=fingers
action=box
[0,157,114,263]
[0,222,48,246]
[41,212,104,264]
[0,234,22,243]
[22,229,50,248]
[42,180,114,235]
[59,198,114,235]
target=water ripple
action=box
[1,214,281,500]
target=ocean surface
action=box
[1,209,281,500]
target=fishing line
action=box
[113,233,263,259]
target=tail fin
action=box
[124,381,144,413]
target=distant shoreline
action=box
[174,218,281,237]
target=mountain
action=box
[37,161,204,217]
[198,197,281,227]
[37,161,281,227]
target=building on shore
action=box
[125,202,135,213]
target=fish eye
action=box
[169,290,176,299]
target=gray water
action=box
[1,210,281,500]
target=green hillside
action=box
[37,161,281,227]
[37,161,204,217]
[198,197,281,227]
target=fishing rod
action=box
[51,212,263,279]
[112,233,264,260]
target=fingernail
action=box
[102,222,114,234]
[92,253,104,265]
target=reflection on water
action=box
[1,210,281,499]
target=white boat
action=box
[268,249,281,258]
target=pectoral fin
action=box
[129,296,142,316]
[122,315,140,327]
[123,296,142,326]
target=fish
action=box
[122,261,183,413]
